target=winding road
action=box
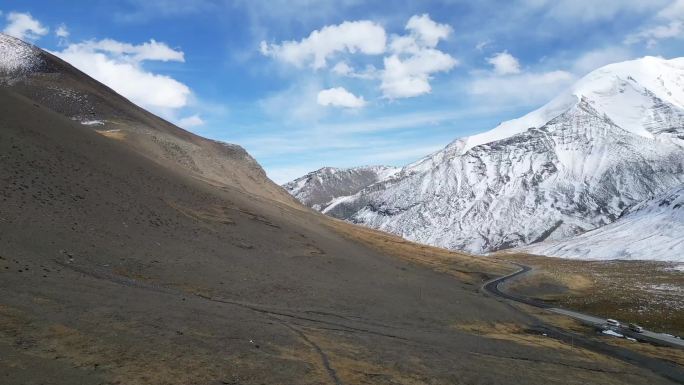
[482,263,684,383]
[483,263,684,349]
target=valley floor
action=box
[498,253,684,336]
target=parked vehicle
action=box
[629,323,644,333]
[606,319,620,327]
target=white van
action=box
[606,319,620,327]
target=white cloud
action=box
[487,51,521,75]
[65,38,185,62]
[381,14,457,99]
[260,14,457,101]
[260,20,386,69]
[405,14,453,48]
[332,61,378,80]
[389,14,453,55]
[178,114,205,128]
[381,49,457,99]
[317,87,366,108]
[53,39,191,113]
[469,70,574,106]
[332,61,353,76]
[388,35,420,55]
[3,12,48,41]
[55,24,69,38]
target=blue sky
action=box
[2,0,683,182]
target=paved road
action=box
[550,307,684,348]
[483,263,549,308]
[483,263,684,349]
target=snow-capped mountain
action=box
[284,166,400,210]
[520,184,684,261]
[285,56,684,257]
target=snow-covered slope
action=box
[459,56,684,153]
[286,56,684,257]
[520,185,684,261]
[283,166,400,210]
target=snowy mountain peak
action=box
[574,56,684,109]
[457,56,684,154]
[0,33,43,76]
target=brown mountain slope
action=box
[0,35,678,385]
[0,33,292,205]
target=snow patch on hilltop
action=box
[0,33,43,76]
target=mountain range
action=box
[285,56,684,261]
[284,166,400,211]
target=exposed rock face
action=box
[283,166,400,210]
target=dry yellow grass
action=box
[452,321,610,362]
[0,303,280,385]
[95,129,126,141]
[605,338,684,366]
[498,253,684,335]
[325,217,514,284]
[507,269,594,297]
[286,327,434,385]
